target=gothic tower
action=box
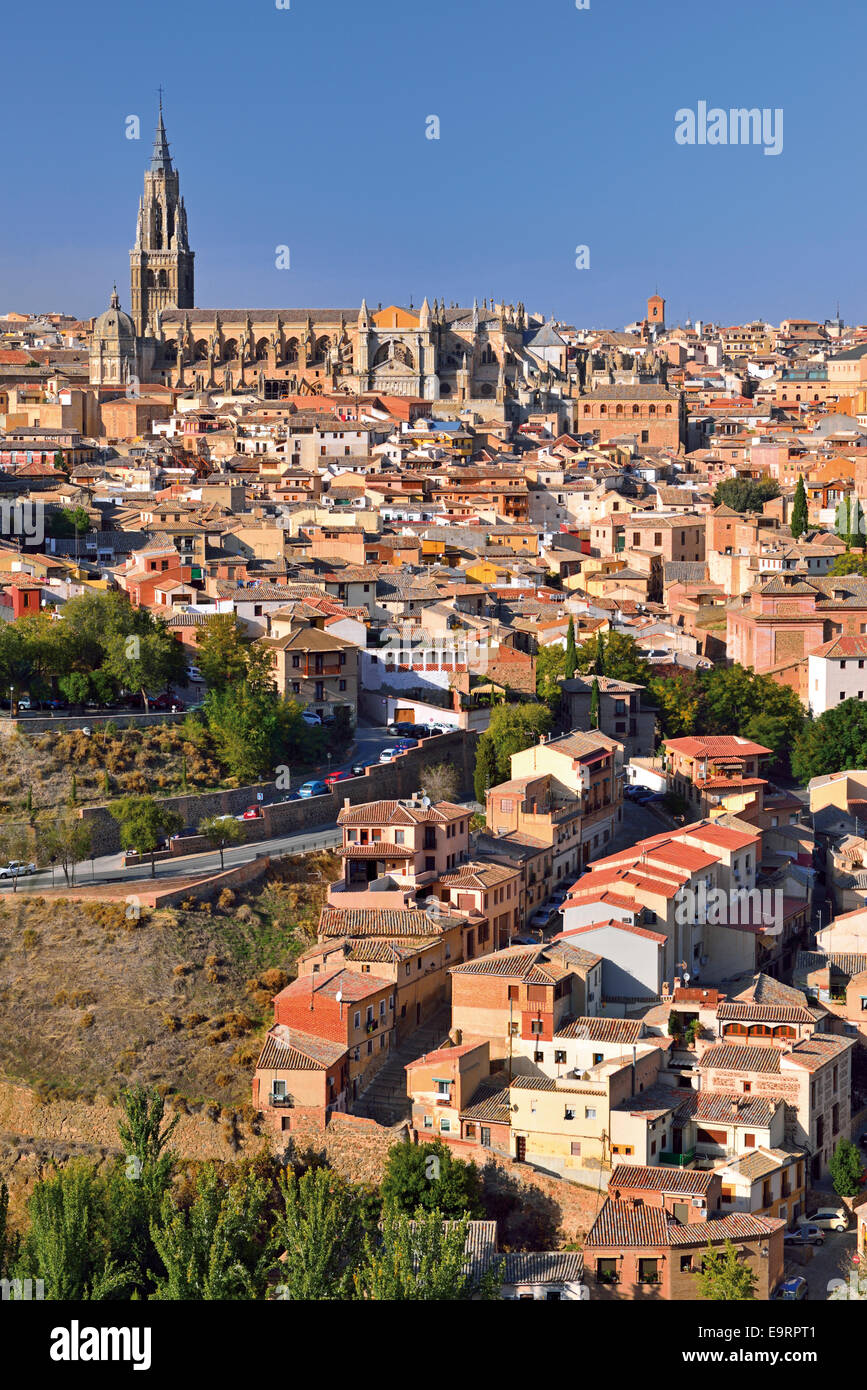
[129,100,195,336]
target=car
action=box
[511,934,539,946]
[379,747,400,764]
[806,1207,849,1232]
[298,780,328,798]
[642,792,667,804]
[529,908,553,930]
[237,806,263,820]
[172,826,198,839]
[350,764,366,777]
[773,1276,808,1301]
[278,790,302,802]
[185,666,203,683]
[17,698,32,711]
[425,722,453,735]
[325,770,351,788]
[393,739,416,753]
[301,711,322,726]
[0,861,35,878]
[783,1224,824,1247]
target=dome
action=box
[94,287,136,341]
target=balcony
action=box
[269,1093,294,1108]
[659,1148,696,1167]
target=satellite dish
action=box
[335,989,343,1003]
[682,971,691,985]
[420,795,431,809]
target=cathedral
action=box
[89,105,668,428]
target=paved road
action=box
[0,722,444,894]
[785,1227,857,1301]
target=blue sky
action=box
[3,0,862,327]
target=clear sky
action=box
[3,0,862,328]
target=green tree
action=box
[195,614,249,693]
[790,476,808,540]
[828,1138,863,1198]
[198,813,244,870]
[473,735,498,804]
[354,1207,501,1301]
[116,1084,178,1200]
[473,703,552,794]
[47,506,91,538]
[16,1160,131,1300]
[712,478,781,513]
[380,1139,484,1219]
[274,1167,364,1300]
[792,699,867,784]
[38,810,92,887]
[694,1238,757,1301]
[564,616,578,680]
[589,675,600,729]
[0,821,31,892]
[830,551,867,578]
[149,1163,271,1300]
[110,796,183,877]
[574,631,652,686]
[102,627,185,712]
[536,643,566,707]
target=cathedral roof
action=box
[93,288,136,342]
[150,103,173,174]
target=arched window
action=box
[480,343,498,367]
[194,340,208,362]
[286,337,299,364]
[615,404,623,415]
[632,404,640,414]
[255,338,269,361]
[649,404,656,415]
[749,1024,772,1037]
[724,1022,748,1036]
[665,404,672,415]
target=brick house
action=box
[252,1025,348,1133]
[271,966,396,1105]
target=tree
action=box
[574,631,652,686]
[195,614,249,693]
[420,763,460,805]
[38,811,92,887]
[828,1138,863,1198]
[102,627,185,712]
[694,1239,757,1301]
[198,813,244,870]
[792,699,867,784]
[791,476,808,540]
[274,1167,365,1300]
[110,797,183,877]
[473,703,552,795]
[354,1207,501,1301]
[473,735,498,804]
[712,478,780,513]
[46,506,91,539]
[589,676,600,729]
[380,1140,484,1219]
[594,628,606,677]
[116,1084,178,1200]
[0,822,31,892]
[16,1160,131,1300]
[830,550,867,578]
[149,1163,271,1300]
[535,644,566,707]
[564,617,577,680]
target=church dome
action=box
[94,287,136,341]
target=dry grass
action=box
[0,850,339,1107]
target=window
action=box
[423,1115,433,1129]
[353,1011,360,1029]
[554,1050,566,1064]
[570,1141,581,1156]
[680,1254,693,1272]
[530,1020,543,1035]
[638,1259,659,1284]
[585,1107,596,1120]
[743,1133,756,1148]
[564,1107,575,1121]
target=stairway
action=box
[352,1006,451,1126]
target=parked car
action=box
[237,806,263,821]
[325,770,351,788]
[425,722,453,735]
[0,861,35,878]
[172,826,198,839]
[379,747,400,764]
[278,790,301,802]
[393,739,416,753]
[806,1207,849,1232]
[529,908,552,930]
[350,764,366,777]
[511,934,539,946]
[186,666,203,683]
[783,1224,825,1247]
[298,780,328,798]
[301,711,322,726]
[773,1276,808,1301]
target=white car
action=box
[301,711,322,726]
[0,861,35,878]
[379,747,400,764]
[185,666,203,683]
[426,722,453,735]
[806,1207,848,1232]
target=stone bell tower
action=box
[130,98,195,336]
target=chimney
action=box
[343,797,351,811]
[673,976,682,992]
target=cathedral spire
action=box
[150,97,173,174]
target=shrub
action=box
[78,1012,95,1029]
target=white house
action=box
[808,636,867,716]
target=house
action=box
[270,967,397,1106]
[662,734,772,823]
[252,1025,348,1133]
[260,624,358,724]
[405,1041,491,1139]
[506,729,625,873]
[584,1201,784,1300]
[559,675,657,758]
